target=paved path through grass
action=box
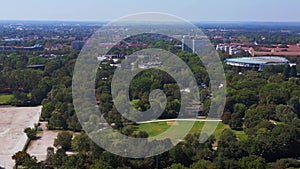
[137,118,222,124]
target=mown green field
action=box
[135,121,247,142]
[0,94,13,105]
[137,121,171,137]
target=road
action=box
[136,118,222,124]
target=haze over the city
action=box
[1,0,300,22]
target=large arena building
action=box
[225,56,290,71]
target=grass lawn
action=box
[0,94,13,105]
[135,121,247,143]
[233,130,248,141]
[136,121,171,137]
[131,99,140,106]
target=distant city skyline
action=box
[1,0,300,22]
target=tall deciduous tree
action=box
[54,131,73,150]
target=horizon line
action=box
[0,19,300,24]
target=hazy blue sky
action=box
[1,0,300,22]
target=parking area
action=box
[0,106,41,169]
[27,122,58,162]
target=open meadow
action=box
[135,120,247,144]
